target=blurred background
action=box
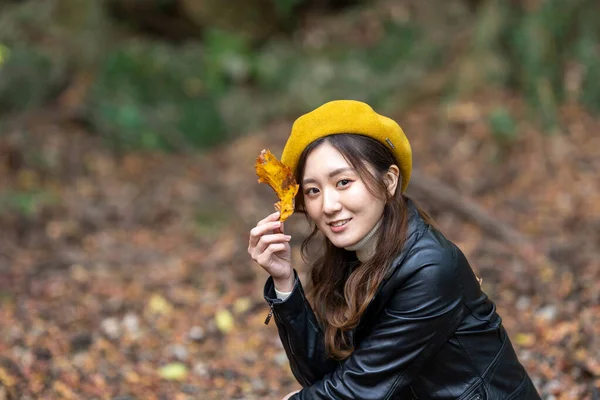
[0,0,599,399]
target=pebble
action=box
[122,313,140,335]
[544,379,562,395]
[181,384,200,394]
[193,362,209,377]
[251,378,267,392]
[70,332,93,353]
[535,305,558,322]
[167,344,188,361]
[188,326,205,342]
[274,351,288,366]
[34,346,52,361]
[101,317,121,339]
[515,296,531,311]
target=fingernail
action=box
[285,235,291,240]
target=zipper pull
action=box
[264,305,274,325]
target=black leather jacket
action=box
[263,201,541,399]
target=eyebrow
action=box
[302,167,354,185]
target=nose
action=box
[322,188,342,215]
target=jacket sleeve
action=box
[264,270,340,386]
[292,249,465,400]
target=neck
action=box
[345,218,382,262]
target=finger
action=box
[257,211,280,226]
[257,243,288,265]
[266,243,288,255]
[255,233,291,254]
[275,221,285,234]
[249,220,282,248]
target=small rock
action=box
[122,313,140,335]
[242,351,258,363]
[193,362,209,377]
[34,347,52,361]
[223,369,237,380]
[515,296,531,311]
[70,332,93,353]
[544,380,562,395]
[188,326,205,342]
[101,317,121,340]
[274,351,288,366]
[167,344,188,361]
[518,350,532,361]
[72,352,90,368]
[251,378,267,392]
[535,305,558,322]
[181,384,200,394]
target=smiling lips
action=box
[328,218,351,232]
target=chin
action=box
[328,236,358,249]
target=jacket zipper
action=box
[264,303,275,325]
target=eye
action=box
[337,179,352,188]
[304,187,319,196]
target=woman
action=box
[248,100,541,399]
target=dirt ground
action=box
[0,93,599,399]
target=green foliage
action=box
[254,20,435,110]
[272,0,306,22]
[499,0,600,131]
[0,45,67,111]
[0,0,69,112]
[457,0,600,133]
[488,107,517,143]
[573,4,600,114]
[89,41,227,151]
[203,29,254,93]
[577,41,600,114]
[359,21,421,74]
[52,0,114,69]
[0,189,58,217]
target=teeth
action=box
[331,219,349,227]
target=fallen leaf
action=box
[215,309,234,334]
[515,333,536,347]
[255,149,299,222]
[0,366,16,387]
[147,294,173,316]
[158,363,188,381]
[233,297,252,314]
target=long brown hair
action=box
[295,134,433,360]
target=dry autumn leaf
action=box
[158,363,188,381]
[215,309,234,334]
[255,149,299,222]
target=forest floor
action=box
[0,92,599,399]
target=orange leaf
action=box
[255,149,299,222]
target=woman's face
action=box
[302,142,387,249]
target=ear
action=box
[384,165,400,197]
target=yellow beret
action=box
[281,100,412,193]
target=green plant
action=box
[0,45,67,112]
[488,107,517,144]
[89,41,227,151]
[272,0,306,22]
[0,189,58,217]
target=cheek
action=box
[303,198,321,220]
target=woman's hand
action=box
[248,211,294,291]
[282,390,301,400]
